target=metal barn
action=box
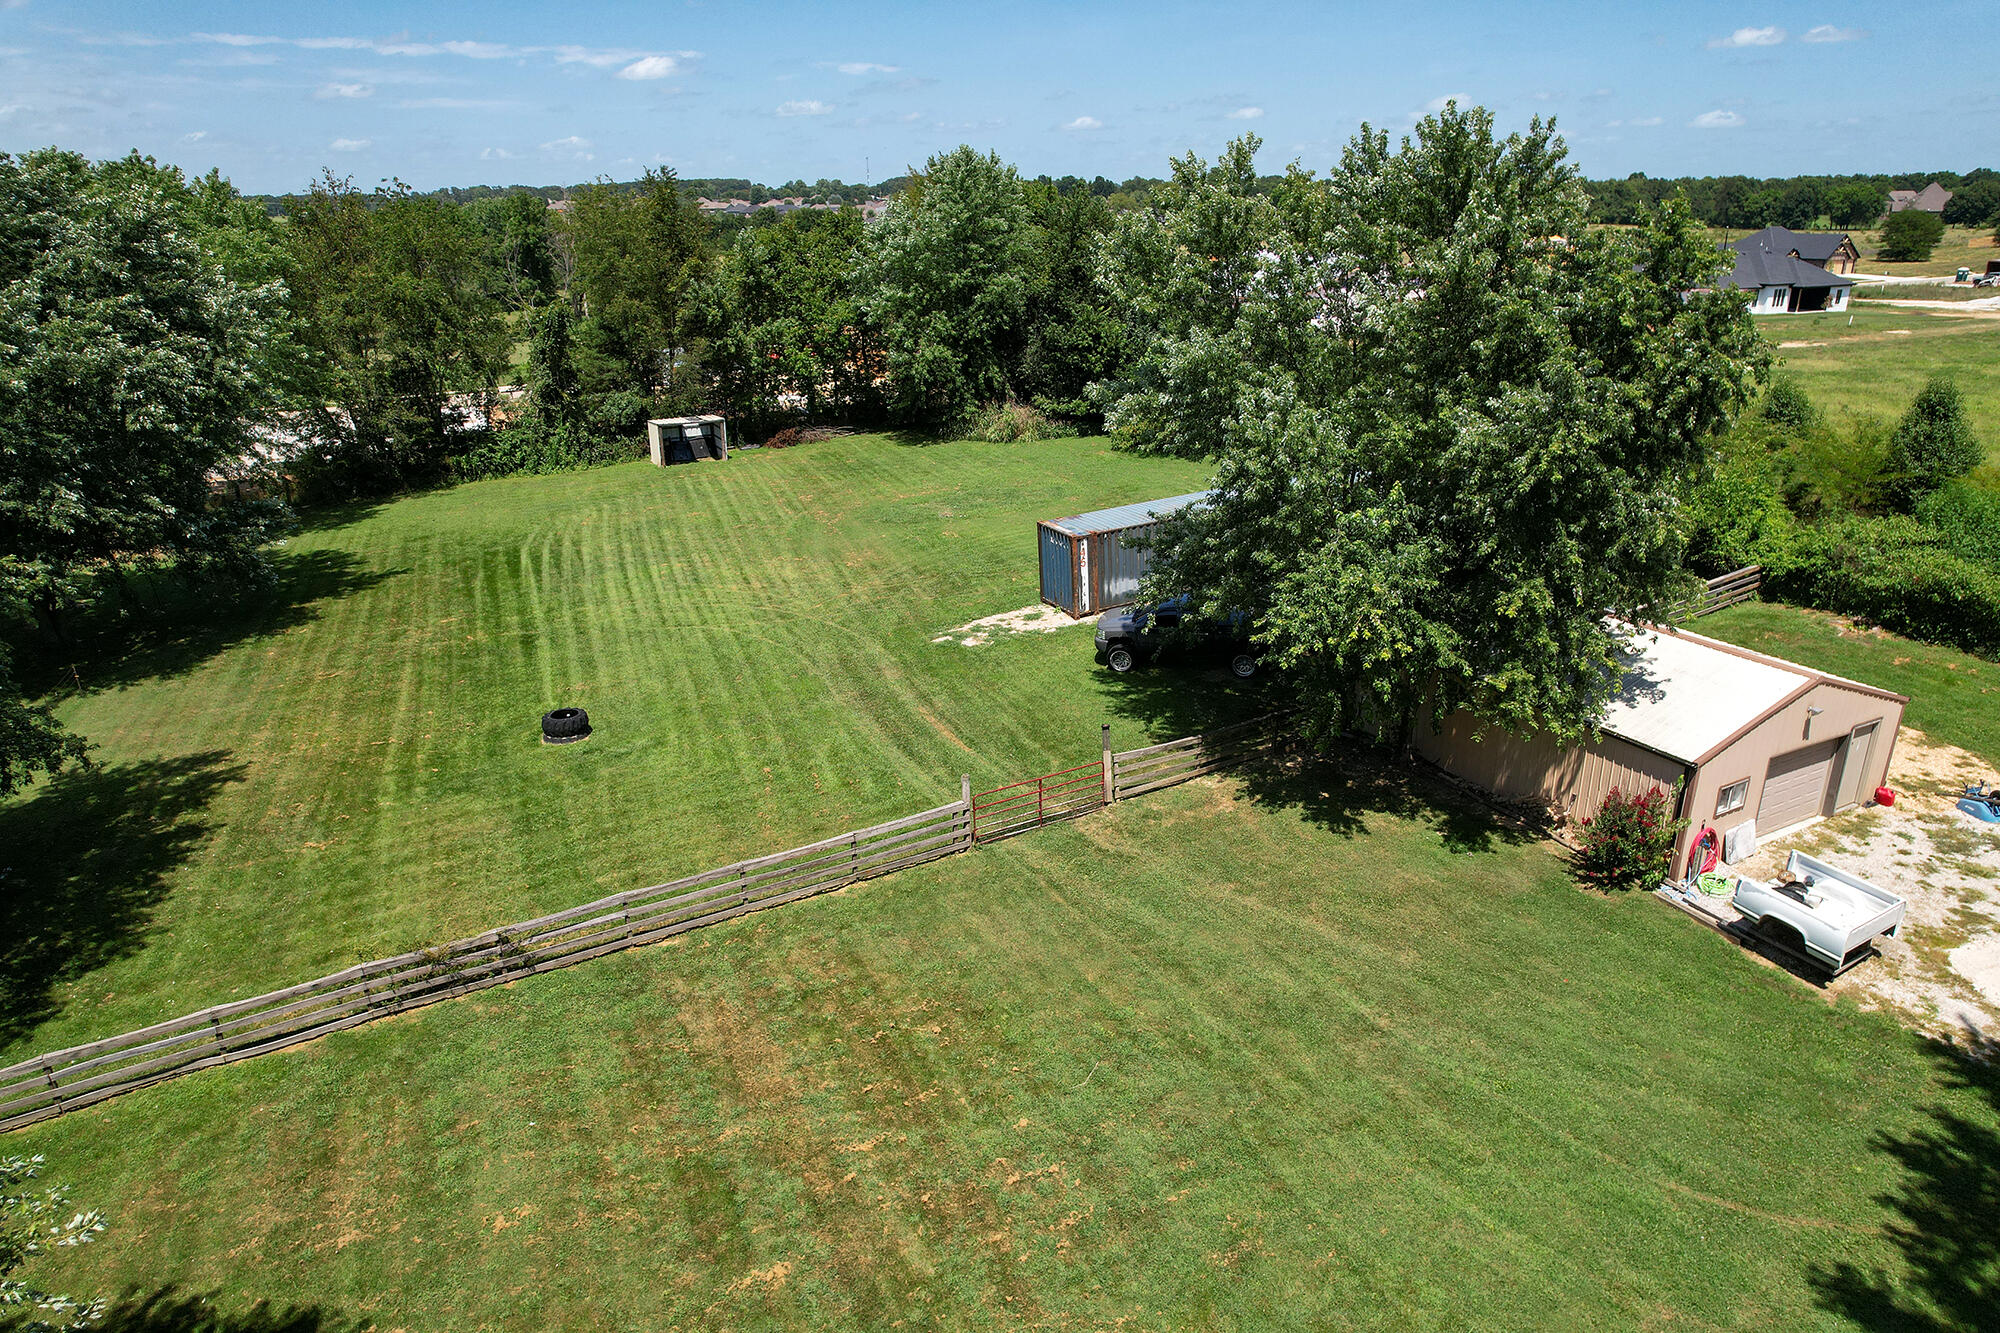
[1412,624,1907,865]
[1037,491,1212,617]
[647,415,729,466]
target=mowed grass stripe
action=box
[4,438,1212,1060]
[17,772,1971,1327]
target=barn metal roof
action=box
[1044,490,1213,537]
[1599,625,1813,764]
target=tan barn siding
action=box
[1567,735,1688,826]
[1415,711,1683,825]
[1686,682,1904,850]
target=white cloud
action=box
[1629,115,1663,127]
[1226,106,1264,120]
[329,137,370,152]
[835,61,899,74]
[618,54,680,80]
[180,31,695,75]
[1709,26,1785,48]
[479,147,516,160]
[316,81,372,99]
[1691,109,1745,128]
[1422,93,1466,113]
[182,129,206,142]
[540,135,594,160]
[1802,24,1865,42]
[776,99,833,116]
[1062,115,1104,131]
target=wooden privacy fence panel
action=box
[0,795,971,1133]
[0,710,1291,1134]
[1665,565,1762,623]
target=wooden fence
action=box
[0,712,1285,1134]
[1666,565,1763,622]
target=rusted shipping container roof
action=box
[1043,490,1213,537]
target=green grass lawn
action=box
[1760,306,2000,479]
[13,762,1996,1331]
[1698,601,2000,767]
[7,445,1999,1330]
[1855,224,2000,278]
[1,437,1226,1066]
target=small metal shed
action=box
[647,415,729,466]
[1037,491,1212,616]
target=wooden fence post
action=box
[1101,723,1114,805]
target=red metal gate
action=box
[971,760,1105,843]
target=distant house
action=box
[1725,229,1855,313]
[1738,225,1861,275]
[1886,182,1953,215]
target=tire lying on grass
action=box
[541,707,592,744]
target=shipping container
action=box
[1036,491,1212,616]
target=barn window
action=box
[1716,780,1749,816]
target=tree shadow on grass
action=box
[0,751,245,1055]
[1809,1033,2000,1332]
[12,547,403,697]
[1097,665,1542,855]
[0,1287,363,1333]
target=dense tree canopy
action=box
[695,208,879,429]
[0,149,299,788]
[867,147,1033,427]
[285,174,508,496]
[1099,111,1767,745]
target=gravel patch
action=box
[1728,728,2000,1041]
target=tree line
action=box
[1583,168,2000,231]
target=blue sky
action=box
[2,1,1993,194]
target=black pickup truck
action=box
[1094,599,1260,678]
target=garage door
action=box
[1760,740,1839,831]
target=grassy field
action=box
[1760,305,2000,479]
[7,442,1998,1330]
[1699,601,2000,766]
[13,759,1996,1331]
[1,437,1224,1066]
[1856,224,2000,278]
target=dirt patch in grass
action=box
[1732,728,2000,1040]
[931,604,1092,647]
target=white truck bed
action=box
[1730,851,1906,974]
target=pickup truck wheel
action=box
[1106,644,1137,674]
[1229,652,1258,680]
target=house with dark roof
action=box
[1738,225,1861,275]
[1887,182,1953,215]
[1725,228,1856,314]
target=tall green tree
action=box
[285,175,508,496]
[564,168,708,416]
[465,191,558,310]
[867,146,1032,427]
[1019,183,1124,423]
[1879,208,1946,261]
[0,149,296,635]
[1098,113,1766,745]
[1885,376,1982,509]
[696,207,877,428]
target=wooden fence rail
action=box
[1665,565,1763,623]
[1,711,1288,1134]
[0,795,972,1132]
